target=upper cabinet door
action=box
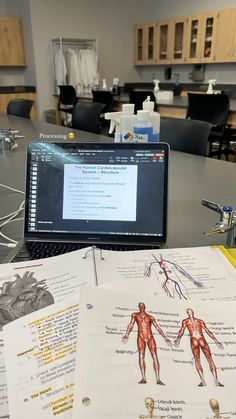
[134,23,147,65]
[146,22,158,64]
[156,17,187,64]
[0,17,26,66]
[156,19,173,64]
[185,12,218,63]
[230,10,236,61]
[200,11,218,63]
[215,8,236,62]
[133,22,157,65]
[185,14,204,63]
[171,16,187,63]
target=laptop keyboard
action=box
[11,241,160,262]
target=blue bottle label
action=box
[133,127,153,143]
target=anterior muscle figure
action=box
[122,302,171,384]
[174,308,224,386]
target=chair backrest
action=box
[92,90,114,113]
[160,117,212,156]
[7,99,34,119]
[58,85,77,107]
[128,90,156,114]
[186,93,229,129]
[72,102,106,133]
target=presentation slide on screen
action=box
[63,164,138,221]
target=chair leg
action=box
[217,139,223,159]
[208,140,213,157]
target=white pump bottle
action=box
[153,79,160,98]
[143,96,160,142]
[120,104,136,142]
[207,79,216,94]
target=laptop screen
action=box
[25,142,169,244]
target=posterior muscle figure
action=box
[174,308,224,387]
[122,302,171,384]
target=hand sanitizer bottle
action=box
[133,110,153,143]
[207,79,216,94]
[120,104,136,142]
[102,78,108,91]
[112,78,120,95]
[153,79,160,99]
[143,96,160,142]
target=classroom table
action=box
[77,93,236,126]
[0,114,235,262]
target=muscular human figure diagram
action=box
[122,302,172,384]
[0,271,54,329]
[174,308,224,387]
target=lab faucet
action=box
[201,199,236,248]
[0,129,25,151]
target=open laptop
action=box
[5,142,169,262]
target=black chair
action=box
[92,90,114,131]
[92,90,114,113]
[58,85,78,124]
[71,102,106,133]
[7,99,34,119]
[160,117,212,156]
[128,90,157,114]
[221,127,236,161]
[186,93,229,159]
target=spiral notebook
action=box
[5,141,169,262]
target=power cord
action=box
[0,243,16,248]
[0,183,24,195]
[0,184,25,248]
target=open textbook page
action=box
[4,294,80,419]
[0,247,94,417]
[73,286,236,419]
[95,246,236,300]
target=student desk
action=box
[0,114,235,262]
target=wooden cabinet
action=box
[156,17,187,64]
[185,14,203,63]
[0,93,37,119]
[214,9,236,62]
[156,19,172,64]
[134,22,157,65]
[170,16,188,63]
[200,12,218,63]
[231,12,236,61]
[134,7,236,65]
[185,12,218,63]
[133,23,145,65]
[0,17,26,66]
